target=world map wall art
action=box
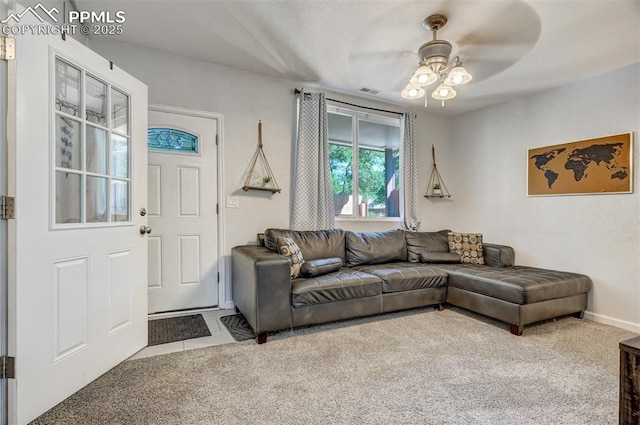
[528,133,632,196]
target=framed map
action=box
[527,133,632,196]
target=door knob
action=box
[139,225,152,235]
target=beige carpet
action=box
[31,306,636,425]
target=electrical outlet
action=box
[226,196,239,208]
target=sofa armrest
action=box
[232,245,293,334]
[483,243,515,267]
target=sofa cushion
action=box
[300,257,343,278]
[291,269,382,307]
[353,263,448,293]
[437,264,592,304]
[345,229,407,267]
[277,236,305,279]
[448,232,485,265]
[420,251,461,263]
[405,230,451,263]
[265,228,345,262]
[483,244,515,268]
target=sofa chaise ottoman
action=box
[439,264,592,335]
[231,228,592,343]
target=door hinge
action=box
[1,196,14,219]
[0,36,15,61]
[215,135,219,146]
[217,272,220,283]
[216,203,219,214]
[1,356,15,379]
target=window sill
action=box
[335,217,403,223]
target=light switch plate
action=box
[226,196,239,208]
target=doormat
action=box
[148,314,211,346]
[220,314,256,342]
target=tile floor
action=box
[128,309,237,360]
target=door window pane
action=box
[111,88,129,135]
[147,128,199,153]
[55,171,82,223]
[55,59,80,117]
[55,116,81,170]
[86,125,107,174]
[110,134,129,178]
[53,56,132,227]
[86,176,107,222]
[110,180,129,222]
[85,74,107,126]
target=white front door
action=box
[147,107,219,313]
[9,17,148,424]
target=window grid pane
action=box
[85,74,107,126]
[55,115,82,171]
[53,56,132,226]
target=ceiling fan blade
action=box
[460,43,533,62]
[349,50,416,62]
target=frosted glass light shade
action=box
[431,83,456,100]
[410,65,437,86]
[445,63,472,86]
[401,84,425,99]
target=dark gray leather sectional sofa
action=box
[232,228,592,343]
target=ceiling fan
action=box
[402,14,472,107]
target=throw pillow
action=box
[447,232,485,265]
[300,257,343,278]
[419,251,461,263]
[277,236,305,279]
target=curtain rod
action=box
[294,88,403,116]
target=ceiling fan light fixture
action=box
[401,84,425,99]
[444,57,472,86]
[401,14,471,108]
[410,64,437,86]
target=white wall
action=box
[417,112,454,231]
[87,39,451,307]
[451,63,640,332]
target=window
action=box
[328,106,401,219]
[147,128,199,153]
[53,57,131,226]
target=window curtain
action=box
[402,112,421,231]
[290,92,335,230]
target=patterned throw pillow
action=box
[448,232,485,265]
[277,236,305,279]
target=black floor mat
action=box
[148,314,211,346]
[220,314,256,341]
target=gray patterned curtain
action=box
[290,92,335,230]
[402,113,421,231]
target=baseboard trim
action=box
[584,311,640,334]
[220,301,234,310]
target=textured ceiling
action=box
[75,0,640,116]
